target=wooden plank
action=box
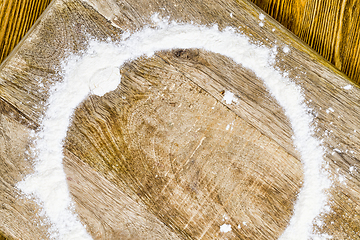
[0,0,52,64]
[249,0,360,84]
[0,0,359,239]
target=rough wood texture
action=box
[0,0,360,239]
[249,0,360,85]
[0,0,52,64]
[64,51,302,239]
[0,112,51,239]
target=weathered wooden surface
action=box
[0,0,52,64]
[0,0,360,239]
[249,0,360,85]
[64,50,303,239]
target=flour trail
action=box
[17,15,330,239]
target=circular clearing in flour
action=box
[17,15,330,240]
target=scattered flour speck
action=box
[223,90,237,104]
[326,107,335,114]
[343,85,352,90]
[283,45,290,53]
[220,224,232,233]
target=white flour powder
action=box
[17,14,330,239]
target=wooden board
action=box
[0,0,360,239]
[0,0,52,64]
[249,0,360,85]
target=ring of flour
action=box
[17,15,330,240]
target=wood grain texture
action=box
[0,113,51,239]
[249,0,360,84]
[0,0,360,239]
[65,50,302,239]
[0,0,52,64]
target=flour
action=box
[343,84,352,90]
[283,45,290,53]
[223,90,238,104]
[326,107,335,114]
[17,14,330,239]
[259,13,265,27]
[220,224,232,233]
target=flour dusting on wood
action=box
[17,14,331,239]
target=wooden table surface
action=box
[0,0,360,239]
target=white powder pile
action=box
[17,14,330,239]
